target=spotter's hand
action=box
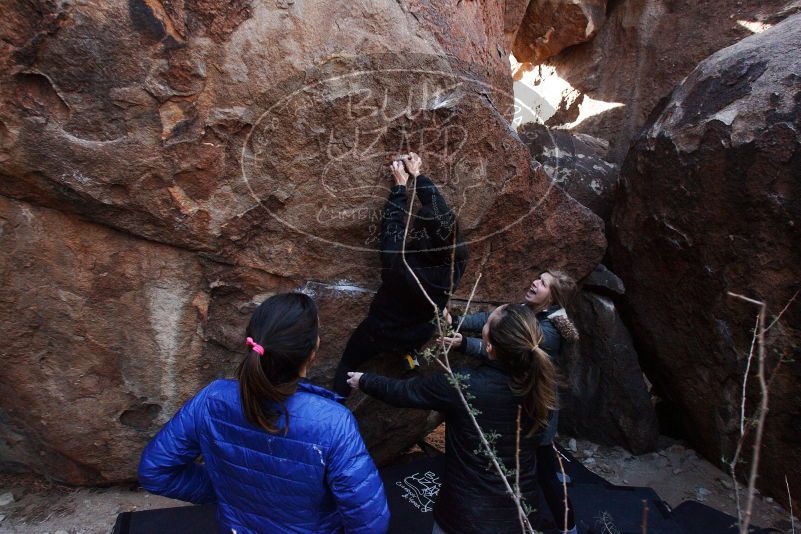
[346,372,364,390]
[437,332,463,350]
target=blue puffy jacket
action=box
[138,379,390,534]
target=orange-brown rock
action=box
[0,196,212,483]
[0,0,605,484]
[511,0,606,66]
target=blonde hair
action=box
[544,270,580,343]
[544,269,577,310]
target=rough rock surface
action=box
[0,197,214,484]
[519,122,619,221]
[581,263,625,297]
[521,0,801,162]
[559,291,658,454]
[0,1,605,484]
[609,14,801,508]
[511,0,606,66]
[503,0,532,49]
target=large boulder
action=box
[519,123,620,221]
[516,0,801,162]
[511,0,607,66]
[609,14,801,508]
[559,290,658,454]
[0,196,214,483]
[0,1,605,484]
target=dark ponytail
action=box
[488,304,557,436]
[237,293,319,434]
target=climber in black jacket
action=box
[332,152,467,396]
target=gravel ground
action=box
[0,430,795,533]
[557,434,796,533]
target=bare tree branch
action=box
[553,443,569,532]
[765,289,799,334]
[515,406,525,533]
[740,314,760,436]
[728,292,768,534]
[641,499,649,534]
[787,475,795,534]
[397,173,534,532]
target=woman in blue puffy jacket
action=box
[138,292,390,534]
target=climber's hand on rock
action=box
[391,160,409,187]
[401,152,422,177]
[438,332,463,350]
[346,372,363,390]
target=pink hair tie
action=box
[246,337,265,356]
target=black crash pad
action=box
[566,483,681,534]
[672,500,779,534]
[113,454,446,534]
[113,451,771,534]
[112,502,216,534]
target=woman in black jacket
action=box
[443,270,579,534]
[347,304,558,533]
[332,152,467,396]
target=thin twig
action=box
[428,351,535,532]
[728,292,768,534]
[515,406,524,533]
[641,499,649,534]
[554,443,569,532]
[731,313,759,525]
[455,275,482,334]
[740,314,759,435]
[765,289,799,334]
[398,173,533,532]
[400,175,438,313]
[730,439,745,526]
[598,511,620,534]
[787,475,795,534]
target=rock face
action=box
[519,123,619,222]
[519,0,801,162]
[0,196,213,483]
[559,290,658,454]
[511,0,606,66]
[582,264,625,297]
[609,14,801,508]
[0,1,605,484]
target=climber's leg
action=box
[333,321,382,396]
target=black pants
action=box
[537,444,576,531]
[333,321,418,397]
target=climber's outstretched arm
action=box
[347,371,458,414]
[379,160,410,269]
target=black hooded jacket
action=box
[359,360,541,534]
[363,175,467,345]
